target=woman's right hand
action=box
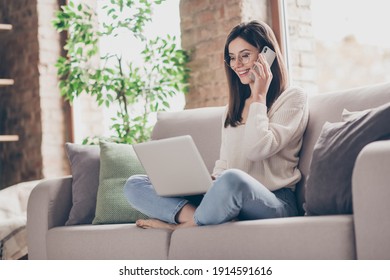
[249,53,273,104]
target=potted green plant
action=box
[53,0,189,144]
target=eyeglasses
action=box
[225,51,258,68]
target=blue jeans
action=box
[123,169,298,226]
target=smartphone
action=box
[250,46,276,81]
[261,46,276,66]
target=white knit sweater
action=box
[212,86,309,191]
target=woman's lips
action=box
[237,69,251,78]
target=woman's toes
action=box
[135,219,176,230]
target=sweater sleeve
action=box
[243,88,307,161]
[212,107,228,178]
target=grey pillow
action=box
[304,102,390,215]
[65,143,100,225]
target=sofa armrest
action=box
[352,140,390,259]
[27,176,73,259]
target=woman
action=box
[124,20,309,230]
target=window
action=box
[99,0,183,137]
[72,0,183,142]
[285,0,390,93]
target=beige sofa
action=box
[27,82,390,260]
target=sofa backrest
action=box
[151,82,390,214]
[152,106,225,174]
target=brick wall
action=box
[0,0,70,189]
[37,0,71,179]
[0,0,43,189]
[179,0,233,108]
[286,0,317,93]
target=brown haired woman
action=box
[124,20,309,229]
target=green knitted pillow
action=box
[92,140,148,224]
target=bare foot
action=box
[136,219,176,230]
[135,218,197,230]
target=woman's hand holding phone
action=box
[250,47,275,103]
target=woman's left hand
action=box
[249,53,273,103]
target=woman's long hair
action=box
[224,21,288,127]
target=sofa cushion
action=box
[296,82,390,215]
[304,102,390,215]
[65,143,100,225]
[169,216,355,260]
[341,108,372,122]
[47,224,172,259]
[92,141,148,224]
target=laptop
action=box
[133,135,213,196]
